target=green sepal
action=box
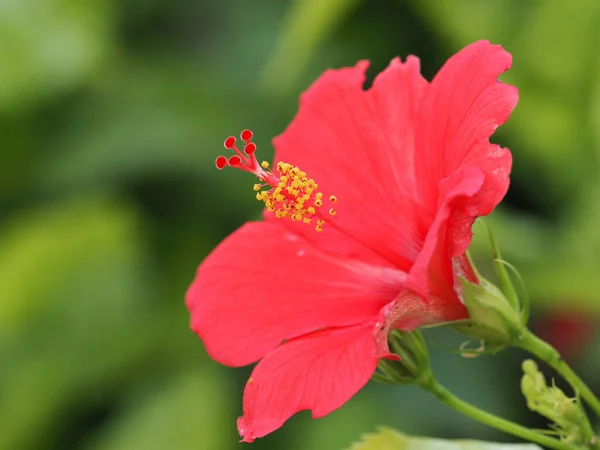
[495,258,531,325]
[477,219,520,311]
[454,277,523,345]
[372,330,433,386]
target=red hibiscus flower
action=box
[186,40,518,442]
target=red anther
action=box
[244,143,256,155]
[228,155,241,166]
[215,155,227,170]
[224,136,236,149]
[241,129,253,141]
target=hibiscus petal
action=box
[237,323,379,442]
[375,168,484,347]
[406,167,484,304]
[373,292,444,354]
[415,40,518,254]
[272,57,429,272]
[186,221,405,367]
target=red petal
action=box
[186,222,405,367]
[237,323,379,442]
[374,291,458,354]
[406,167,483,306]
[415,40,518,255]
[374,168,483,349]
[272,57,429,272]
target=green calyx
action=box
[454,276,524,347]
[453,221,530,349]
[373,330,433,386]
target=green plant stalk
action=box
[516,329,600,420]
[421,380,574,450]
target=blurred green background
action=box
[1,0,599,449]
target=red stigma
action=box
[215,129,265,177]
[229,155,241,166]
[214,129,335,232]
[224,136,236,149]
[215,155,227,170]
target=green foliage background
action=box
[1,0,599,449]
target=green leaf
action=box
[346,427,542,450]
[0,196,159,450]
[33,65,243,191]
[347,427,406,450]
[0,197,140,332]
[259,0,363,95]
[86,369,233,450]
[0,0,116,112]
[514,182,600,314]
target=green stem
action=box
[422,380,573,450]
[516,329,600,420]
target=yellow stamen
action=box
[218,131,336,232]
[253,160,336,231]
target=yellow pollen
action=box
[251,160,336,231]
[278,162,291,174]
[218,131,340,234]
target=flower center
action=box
[215,129,337,232]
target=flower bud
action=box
[521,359,595,447]
[374,330,433,387]
[454,276,523,346]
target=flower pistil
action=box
[215,129,337,232]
